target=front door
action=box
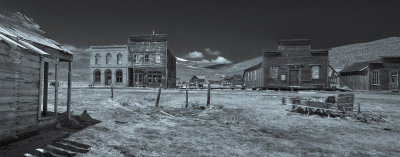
[389,71,398,90]
[134,73,144,86]
[104,70,112,86]
[289,70,300,86]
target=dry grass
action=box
[48,88,400,156]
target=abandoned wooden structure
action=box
[90,33,176,88]
[339,56,400,91]
[243,62,263,88]
[243,39,329,89]
[189,75,206,88]
[0,11,73,146]
[223,75,244,87]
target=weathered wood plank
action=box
[0,111,17,121]
[0,102,17,112]
[0,81,39,89]
[0,96,38,104]
[0,89,38,97]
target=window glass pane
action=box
[270,67,278,79]
[155,54,161,63]
[312,66,319,79]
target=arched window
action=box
[95,53,100,65]
[94,69,101,83]
[117,53,123,65]
[106,53,111,65]
[116,70,123,83]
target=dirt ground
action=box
[2,88,400,156]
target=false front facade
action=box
[263,39,329,89]
[90,34,176,88]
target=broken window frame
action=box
[95,53,100,65]
[117,53,123,65]
[94,69,101,83]
[144,53,149,63]
[106,53,111,65]
[116,70,123,83]
[270,66,279,79]
[372,70,380,85]
[155,54,161,63]
[311,65,320,79]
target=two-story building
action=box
[90,33,176,88]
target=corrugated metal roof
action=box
[0,33,27,49]
[340,59,380,73]
[243,62,262,73]
[0,10,71,55]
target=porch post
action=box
[67,61,72,121]
[43,62,49,116]
[54,62,58,114]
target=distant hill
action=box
[176,56,262,82]
[329,37,400,70]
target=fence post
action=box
[155,84,162,107]
[185,83,189,108]
[282,97,286,105]
[358,103,361,114]
[207,84,211,106]
[111,84,114,99]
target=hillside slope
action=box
[176,56,262,82]
[329,37,400,69]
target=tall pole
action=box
[207,83,211,106]
[155,84,161,107]
[54,62,58,114]
[66,61,72,121]
[185,83,188,108]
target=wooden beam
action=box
[43,62,48,116]
[37,56,43,120]
[54,62,58,114]
[66,61,72,121]
[328,64,354,91]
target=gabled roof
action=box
[0,10,72,55]
[193,75,206,79]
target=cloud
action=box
[204,48,221,56]
[199,59,210,63]
[186,51,204,59]
[211,56,231,63]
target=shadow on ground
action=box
[0,111,101,157]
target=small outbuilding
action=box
[339,56,400,91]
[0,11,73,145]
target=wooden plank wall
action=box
[340,75,369,90]
[0,43,41,144]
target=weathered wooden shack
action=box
[243,62,263,88]
[339,56,400,91]
[263,39,329,89]
[0,11,73,145]
[189,75,206,85]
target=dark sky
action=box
[2,0,400,62]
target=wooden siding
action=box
[263,43,328,89]
[244,67,264,88]
[0,45,41,144]
[340,74,369,90]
